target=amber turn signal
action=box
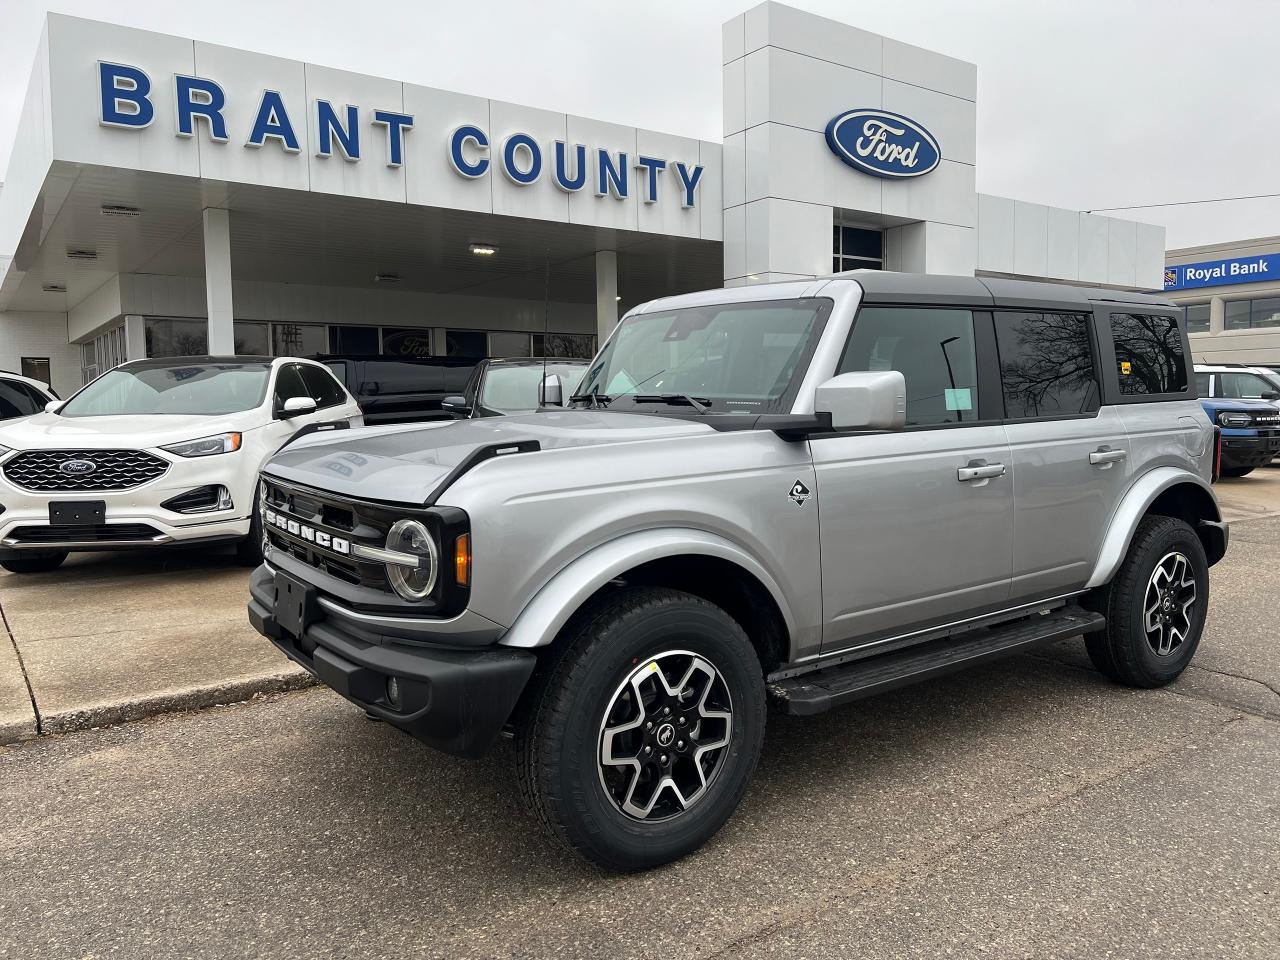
[454,533,471,586]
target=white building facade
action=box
[0,3,1164,396]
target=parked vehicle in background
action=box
[442,358,589,418]
[250,273,1226,871]
[1193,364,1280,476]
[319,356,478,425]
[0,356,361,573]
[0,370,58,421]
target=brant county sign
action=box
[824,109,941,180]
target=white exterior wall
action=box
[0,310,82,395]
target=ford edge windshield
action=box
[575,298,832,415]
[58,362,272,417]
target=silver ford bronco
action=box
[248,272,1228,871]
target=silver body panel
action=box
[261,272,1221,665]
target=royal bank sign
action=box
[824,109,941,180]
[96,61,706,207]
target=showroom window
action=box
[145,318,205,358]
[838,306,979,426]
[832,224,883,273]
[233,321,269,356]
[489,331,532,358]
[994,312,1100,418]
[331,325,380,355]
[381,328,433,357]
[1224,297,1280,330]
[272,323,327,357]
[1110,313,1188,396]
[533,332,597,359]
[1183,303,1210,334]
[445,330,488,357]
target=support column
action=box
[123,314,146,360]
[595,250,619,344]
[203,208,234,355]
[1209,296,1226,334]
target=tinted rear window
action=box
[1110,313,1188,396]
[994,312,1099,418]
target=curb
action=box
[3,670,318,744]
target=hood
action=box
[0,411,263,449]
[1201,398,1279,412]
[263,410,716,503]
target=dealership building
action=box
[1163,237,1280,366]
[0,2,1164,396]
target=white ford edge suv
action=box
[0,355,362,573]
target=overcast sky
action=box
[1,0,1275,250]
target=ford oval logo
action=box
[58,459,97,475]
[825,109,941,180]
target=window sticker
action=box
[944,387,973,412]
[1120,360,1133,375]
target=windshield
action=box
[480,363,587,414]
[1218,370,1280,400]
[576,299,832,414]
[59,363,272,417]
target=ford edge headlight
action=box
[383,518,439,601]
[1217,412,1251,428]
[161,433,242,457]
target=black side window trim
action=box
[991,309,1104,423]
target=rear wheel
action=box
[1085,515,1207,687]
[516,587,765,871]
[0,550,68,574]
[1219,466,1254,478]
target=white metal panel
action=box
[1012,201,1048,279]
[743,49,771,132]
[977,194,1016,275]
[1107,217,1137,288]
[192,42,309,192]
[757,198,830,277]
[402,84,492,214]
[923,222,976,276]
[488,101,568,223]
[1045,205,1080,281]
[882,78,974,167]
[723,13,746,65]
[723,204,747,281]
[757,122,881,213]
[881,36,977,101]
[47,14,199,178]
[722,56,746,137]
[696,141,724,243]
[756,47,882,134]
[722,131,745,212]
[881,158,976,227]
[305,64,406,203]
[0,28,54,263]
[1134,221,1166,292]
[1078,213,1110,284]
[566,117,637,232]
[749,1,883,74]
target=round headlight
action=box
[385,518,439,601]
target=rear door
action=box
[813,304,1014,652]
[358,360,443,424]
[996,309,1128,600]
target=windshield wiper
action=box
[569,386,612,409]
[624,393,712,414]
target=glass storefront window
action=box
[1249,297,1280,328]
[381,328,434,357]
[488,331,532,357]
[445,330,487,358]
[1225,300,1251,330]
[533,332,597,359]
[1183,304,1210,334]
[233,321,269,355]
[331,325,380,355]
[145,318,206,358]
[272,322,327,358]
[832,224,883,273]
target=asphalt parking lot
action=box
[0,469,1277,959]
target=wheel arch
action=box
[1087,468,1226,589]
[497,528,796,674]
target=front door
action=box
[814,305,1014,653]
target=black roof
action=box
[121,355,275,369]
[843,270,1176,311]
[484,356,590,367]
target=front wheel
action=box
[0,550,68,574]
[234,505,264,567]
[516,587,765,871]
[1084,515,1208,687]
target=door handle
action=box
[957,461,1006,482]
[1089,447,1128,466]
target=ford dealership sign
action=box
[825,109,941,179]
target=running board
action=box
[770,604,1106,716]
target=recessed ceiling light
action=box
[65,249,98,261]
[42,283,67,293]
[374,273,401,284]
[469,243,498,256]
[100,204,142,218]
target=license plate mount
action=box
[49,500,106,525]
[274,570,318,638]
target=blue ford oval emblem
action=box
[58,459,97,475]
[825,109,941,179]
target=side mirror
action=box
[278,396,317,419]
[814,370,907,431]
[44,400,64,414]
[441,395,470,418]
[1262,391,1280,401]
[539,374,563,407]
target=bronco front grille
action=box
[3,449,169,491]
[261,478,389,589]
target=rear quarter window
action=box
[1110,313,1188,396]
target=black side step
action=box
[770,604,1105,716]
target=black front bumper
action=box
[1221,433,1280,469]
[248,567,535,759]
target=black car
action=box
[442,357,589,418]
[318,356,478,425]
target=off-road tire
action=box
[0,550,68,574]
[1219,466,1254,478]
[1084,515,1208,687]
[515,586,766,871]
